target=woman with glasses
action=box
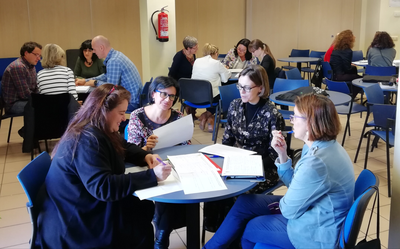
[36,84,172,249]
[192,43,231,132]
[367,31,396,67]
[204,94,354,249]
[222,38,258,69]
[127,76,190,248]
[74,39,104,79]
[202,65,284,235]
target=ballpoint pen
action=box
[156,157,167,166]
[281,130,293,134]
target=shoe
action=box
[154,229,172,249]
[206,115,215,133]
[18,127,25,138]
[198,112,210,131]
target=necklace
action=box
[85,60,93,66]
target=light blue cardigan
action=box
[276,140,355,249]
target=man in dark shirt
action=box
[1,42,42,115]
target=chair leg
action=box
[354,114,370,163]
[341,115,350,146]
[7,117,14,143]
[201,226,206,246]
[386,140,391,197]
[45,140,49,152]
[364,132,372,170]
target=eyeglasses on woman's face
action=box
[236,83,258,93]
[155,89,176,101]
[289,115,306,123]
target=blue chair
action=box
[178,78,218,114]
[139,77,153,108]
[322,61,333,80]
[364,104,396,197]
[0,84,24,143]
[301,51,325,79]
[365,65,397,76]
[272,79,309,119]
[354,84,385,163]
[255,169,379,249]
[212,84,240,143]
[282,49,310,70]
[325,79,367,146]
[352,50,364,62]
[17,151,52,249]
[285,68,302,80]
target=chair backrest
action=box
[370,104,396,128]
[290,49,310,57]
[309,51,326,65]
[363,84,384,105]
[273,78,309,93]
[17,151,51,206]
[31,93,72,140]
[322,61,333,80]
[218,84,241,114]
[140,77,153,107]
[178,78,213,105]
[354,169,379,200]
[365,65,397,76]
[325,79,351,94]
[0,57,18,81]
[285,68,302,79]
[66,49,80,71]
[352,50,364,61]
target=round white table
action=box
[352,78,398,92]
[278,57,320,71]
[270,90,352,107]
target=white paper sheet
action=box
[222,155,263,176]
[199,143,257,157]
[131,169,183,200]
[228,69,243,73]
[167,153,227,194]
[153,115,193,150]
[76,86,90,93]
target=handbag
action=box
[311,62,323,88]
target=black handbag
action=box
[311,62,323,88]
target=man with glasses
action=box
[1,42,42,136]
[77,35,142,113]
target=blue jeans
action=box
[7,100,28,115]
[204,194,295,249]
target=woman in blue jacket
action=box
[204,94,355,249]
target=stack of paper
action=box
[198,143,257,157]
[76,86,91,93]
[222,155,265,182]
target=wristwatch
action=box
[93,80,98,87]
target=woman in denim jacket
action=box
[204,94,355,249]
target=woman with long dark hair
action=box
[74,39,104,79]
[222,38,258,69]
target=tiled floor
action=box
[0,104,394,248]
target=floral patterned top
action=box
[221,48,258,69]
[222,98,285,193]
[127,107,191,148]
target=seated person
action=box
[35,84,172,248]
[37,44,78,100]
[204,94,355,249]
[126,76,190,249]
[367,31,396,67]
[203,65,285,233]
[249,39,276,90]
[74,39,104,79]
[168,36,198,81]
[330,30,361,82]
[191,43,231,132]
[222,38,258,69]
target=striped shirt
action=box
[37,66,78,100]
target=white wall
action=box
[140,0,177,81]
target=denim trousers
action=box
[203,194,295,249]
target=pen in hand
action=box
[281,130,293,134]
[156,157,167,166]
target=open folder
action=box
[222,155,265,182]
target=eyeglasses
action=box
[31,52,42,59]
[236,84,258,93]
[289,115,306,122]
[155,89,176,101]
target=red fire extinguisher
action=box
[151,6,169,42]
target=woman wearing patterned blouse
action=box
[222,38,258,69]
[126,76,190,248]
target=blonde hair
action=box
[202,43,219,56]
[41,44,66,68]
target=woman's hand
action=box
[75,78,86,86]
[145,135,158,150]
[145,154,162,169]
[153,163,172,181]
[271,130,288,163]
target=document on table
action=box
[76,86,91,93]
[222,155,263,178]
[167,153,227,194]
[153,115,193,150]
[199,143,257,157]
[128,167,183,200]
[228,69,243,73]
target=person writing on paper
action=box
[192,43,231,132]
[126,76,191,151]
[367,31,396,67]
[222,38,258,69]
[36,84,172,249]
[126,76,190,248]
[204,94,354,249]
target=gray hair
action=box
[183,36,198,49]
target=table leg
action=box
[186,203,200,249]
[296,62,302,71]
